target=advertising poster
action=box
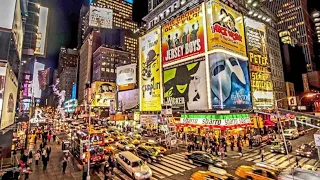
[118,89,139,110]
[245,18,273,108]
[161,5,205,65]
[1,65,18,129]
[209,52,251,109]
[116,63,137,86]
[13,0,23,60]
[139,27,162,111]
[206,0,246,57]
[89,6,113,29]
[164,57,208,110]
[33,62,45,98]
[35,6,48,56]
[91,81,116,107]
[0,0,16,30]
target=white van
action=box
[283,128,299,139]
[116,151,152,180]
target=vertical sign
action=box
[244,18,274,109]
[35,6,49,56]
[139,27,162,111]
[302,73,310,92]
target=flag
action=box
[38,68,50,90]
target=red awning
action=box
[264,120,275,127]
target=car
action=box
[104,144,116,154]
[128,132,142,140]
[190,165,237,180]
[278,168,320,180]
[129,138,141,146]
[115,140,135,151]
[235,163,281,180]
[185,151,228,168]
[270,140,292,154]
[111,132,126,141]
[296,143,317,157]
[116,151,152,180]
[135,146,163,163]
[144,140,167,154]
[283,128,299,139]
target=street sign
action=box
[314,134,320,147]
[287,96,297,106]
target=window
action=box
[266,172,275,179]
[253,169,263,176]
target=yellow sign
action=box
[91,81,116,107]
[139,27,162,111]
[206,0,246,57]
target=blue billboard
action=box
[72,83,76,99]
[209,52,251,109]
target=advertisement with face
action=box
[89,6,113,29]
[116,63,136,86]
[118,89,139,110]
[206,0,246,57]
[91,81,116,107]
[139,27,162,111]
[161,5,205,65]
[1,65,17,129]
[164,57,208,110]
[245,18,273,108]
[209,52,251,109]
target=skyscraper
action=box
[262,0,315,71]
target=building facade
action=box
[92,46,131,82]
[60,67,78,101]
[262,0,315,71]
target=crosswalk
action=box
[239,149,319,171]
[97,152,201,180]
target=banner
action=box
[161,5,205,65]
[91,81,116,107]
[116,63,136,86]
[245,18,273,108]
[180,114,251,126]
[118,89,139,110]
[38,68,50,90]
[139,27,162,111]
[206,0,246,57]
[89,6,113,29]
[140,115,158,125]
[209,52,251,109]
[164,57,208,110]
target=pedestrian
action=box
[24,167,31,180]
[249,138,253,149]
[83,163,88,180]
[53,133,56,142]
[296,156,300,167]
[261,147,265,162]
[21,150,28,165]
[28,150,33,164]
[41,147,47,162]
[108,153,116,175]
[230,140,234,151]
[62,156,68,174]
[48,134,52,143]
[46,146,51,161]
[104,162,111,180]
[35,150,40,165]
[238,145,243,156]
[42,157,48,171]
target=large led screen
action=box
[209,52,251,109]
[164,57,208,110]
[35,6,49,56]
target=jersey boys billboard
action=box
[139,27,162,111]
[164,57,208,110]
[245,18,274,108]
[209,52,251,109]
[206,0,246,57]
[161,5,205,65]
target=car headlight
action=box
[125,146,129,150]
[281,148,284,150]
[306,152,311,154]
[134,172,142,177]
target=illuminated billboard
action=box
[35,6,49,56]
[206,0,246,57]
[161,5,205,65]
[0,0,16,30]
[164,57,208,110]
[33,62,45,98]
[118,89,139,110]
[91,81,116,107]
[13,0,23,60]
[209,52,251,109]
[1,65,18,129]
[139,27,162,111]
[245,18,273,108]
[89,6,113,29]
[72,83,77,99]
[116,63,136,86]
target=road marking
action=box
[167,154,202,166]
[114,168,132,180]
[151,170,166,179]
[162,156,197,168]
[271,154,293,165]
[158,161,185,172]
[240,151,259,160]
[151,163,180,174]
[148,164,173,176]
[160,158,191,170]
[264,154,284,163]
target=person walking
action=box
[296,156,300,167]
[53,132,56,142]
[230,139,234,151]
[46,146,51,161]
[261,147,265,162]
[104,162,111,180]
[28,150,33,165]
[42,156,48,171]
[108,153,116,175]
[62,156,68,174]
[83,163,88,180]
[35,150,40,165]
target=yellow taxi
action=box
[235,163,282,180]
[104,144,116,154]
[144,140,167,154]
[104,134,114,144]
[111,132,126,141]
[129,138,141,146]
[191,166,237,180]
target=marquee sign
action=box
[180,114,251,126]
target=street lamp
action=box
[299,93,320,106]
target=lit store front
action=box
[177,114,253,137]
